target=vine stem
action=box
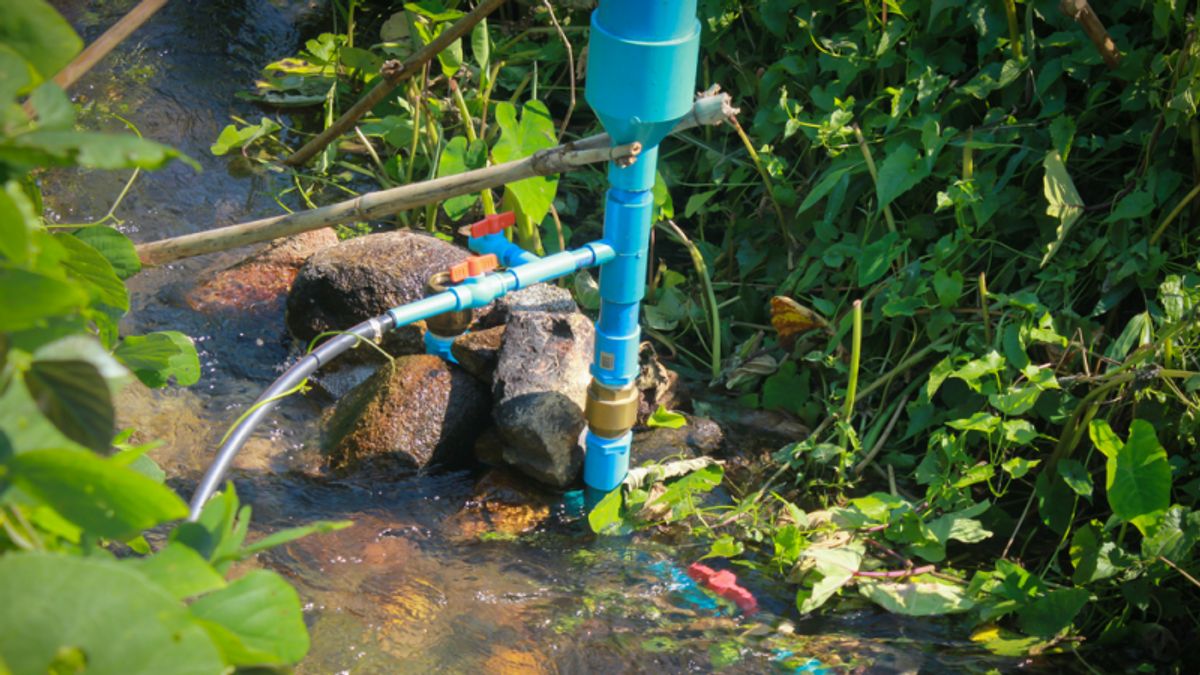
[449,79,497,215]
[729,116,795,264]
[1149,182,1200,245]
[663,220,722,378]
[852,124,897,234]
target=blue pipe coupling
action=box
[583,381,639,492]
[584,430,632,493]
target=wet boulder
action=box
[447,468,555,540]
[491,310,594,487]
[323,354,490,474]
[630,416,724,465]
[286,230,470,357]
[187,228,338,313]
[450,325,505,381]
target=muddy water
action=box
[43,2,1019,672]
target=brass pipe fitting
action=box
[425,271,472,336]
[584,380,639,439]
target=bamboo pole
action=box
[284,0,508,166]
[1060,0,1120,69]
[54,0,170,90]
[136,93,737,267]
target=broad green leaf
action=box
[0,0,82,82]
[989,385,1040,416]
[1035,471,1074,535]
[646,405,687,429]
[650,464,724,521]
[23,358,114,452]
[189,570,309,666]
[588,487,625,535]
[436,136,487,220]
[492,101,559,226]
[1058,459,1093,499]
[1040,150,1083,267]
[210,118,281,156]
[1017,587,1090,638]
[1070,522,1125,584]
[0,130,198,171]
[1088,419,1122,459]
[859,580,974,616]
[0,268,88,331]
[471,18,489,70]
[702,534,744,560]
[932,268,963,308]
[73,225,141,279]
[7,449,187,539]
[858,231,904,286]
[28,81,73,129]
[798,163,858,213]
[875,142,930,210]
[56,232,128,312]
[0,44,33,101]
[1099,419,1171,534]
[0,553,223,675]
[796,547,861,613]
[1002,419,1038,445]
[1141,506,1200,560]
[0,180,38,263]
[114,331,201,388]
[126,542,227,600]
[947,412,1000,433]
[951,350,1005,391]
[1001,457,1039,479]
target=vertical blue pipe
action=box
[583,1,700,493]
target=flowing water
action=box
[43,2,1029,672]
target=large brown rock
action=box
[286,230,470,356]
[323,354,490,474]
[187,228,338,313]
[450,325,504,381]
[491,310,594,487]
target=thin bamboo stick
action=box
[135,93,737,267]
[284,0,508,166]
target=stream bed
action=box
[43,2,1027,672]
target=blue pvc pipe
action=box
[468,232,540,267]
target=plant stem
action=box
[449,79,496,215]
[730,116,794,264]
[663,220,722,378]
[853,124,897,234]
[979,272,992,345]
[842,300,864,425]
[1149,182,1200,245]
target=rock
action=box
[323,354,490,474]
[636,341,681,422]
[450,325,505,381]
[286,230,470,357]
[447,468,554,540]
[474,282,578,328]
[186,228,338,313]
[631,416,724,465]
[492,311,594,487]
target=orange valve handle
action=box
[469,212,516,238]
[449,254,499,283]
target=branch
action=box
[1060,0,1121,69]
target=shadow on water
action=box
[42,2,1040,672]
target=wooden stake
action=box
[284,0,509,167]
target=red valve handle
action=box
[449,254,499,283]
[469,212,516,238]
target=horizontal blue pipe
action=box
[468,232,540,267]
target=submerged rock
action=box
[491,310,594,487]
[286,230,470,356]
[447,468,555,540]
[323,354,490,474]
[631,416,724,465]
[187,228,338,313]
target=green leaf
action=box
[951,350,1005,391]
[0,179,39,263]
[858,231,904,286]
[859,580,974,616]
[28,82,73,130]
[875,142,930,210]
[1070,523,1125,584]
[0,130,198,171]
[1017,587,1090,639]
[1098,419,1172,535]
[239,519,353,557]
[1040,150,1083,267]
[189,570,309,666]
[437,136,487,220]
[798,163,858,213]
[1001,456,1039,479]
[126,542,227,600]
[55,232,129,312]
[114,331,201,388]
[1058,459,1093,499]
[471,18,489,70]
[932,268,963,308]
[796,547,861,613]
[492,101,559,226]
[0,552,224,675]
[989,386,1040,416]
[0,1,82,82]
[7,449,188,540]
[702,534,744,560]
[0,268,88,332]
[588,487,625,535]
[646,404,687,429]
[23,359,114,452]
[73,226,141,279]
[210,117,280,156]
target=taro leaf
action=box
[1040,150,1083,267]
[114,331,201,388]
[189,570,309,667]
[73,225,141,279]
[492,100,559,226]
[1017,587,1090,639]
[437,136,487,220]
[1035,471,1074,535]
[56,232,129,312]
[1093,419,1171,535]
[24,359,113,452]
[1058,459,1093,500]
[796,547,861,613]
[126,542,227,601]
[1070,523,1124,584]
[0,130,198,171]
[7,449,188,540]
[0,1,82,82]
[0,268,88,332]
[859,580,974,616]
[0,552,223,675]
[646,405,687,429]
[1141,506,1200,560]
[875,142,929,210]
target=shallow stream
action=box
[43,2,1026,672]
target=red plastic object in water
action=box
[469,212,516,238]
[686,562,759,614]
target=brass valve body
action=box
[584,380,639,439]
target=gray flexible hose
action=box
[186,315,391,520]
